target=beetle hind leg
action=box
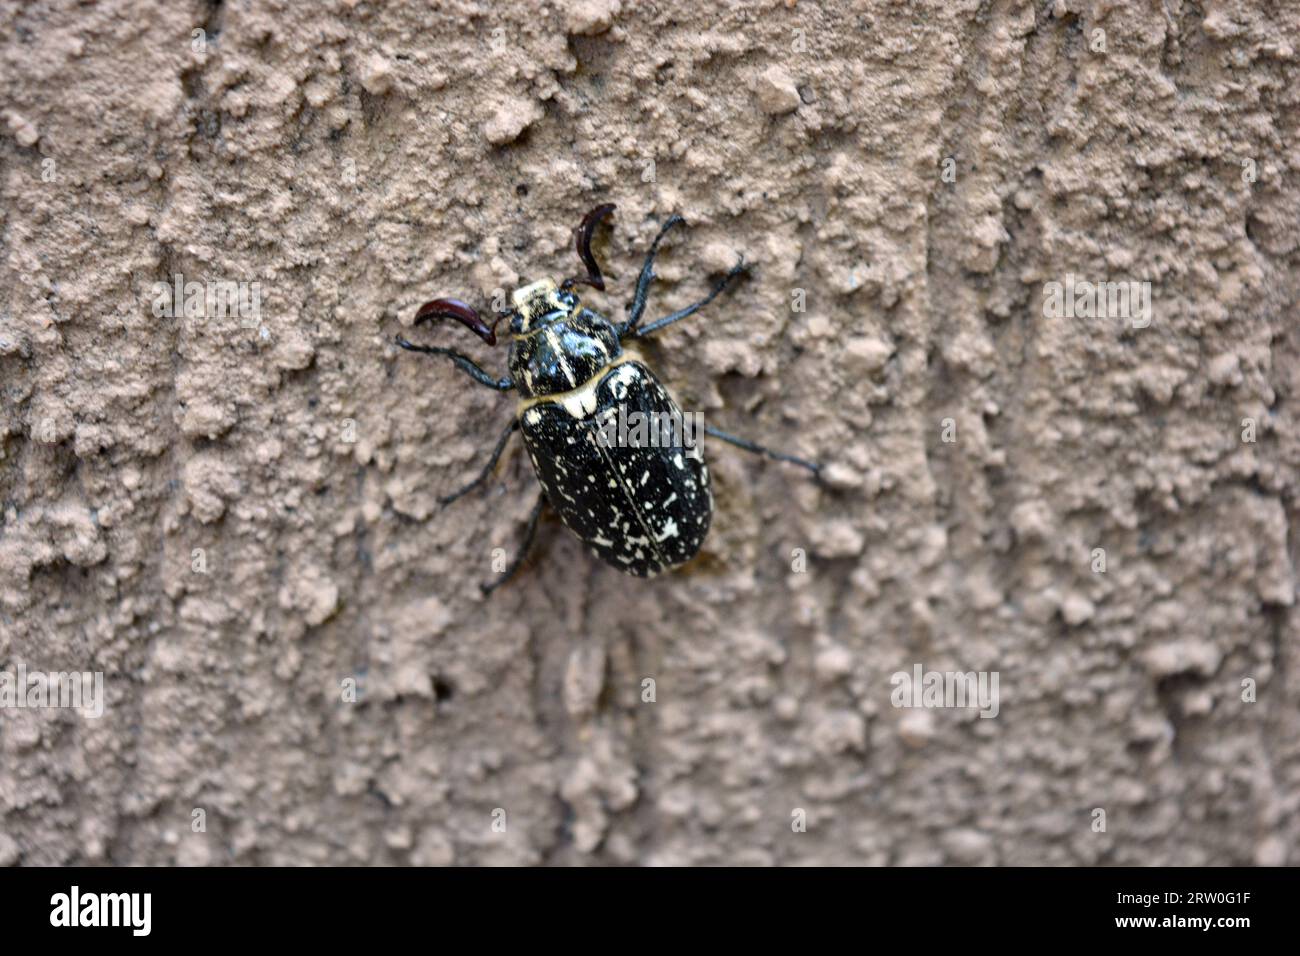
[481,491,547,595]
[704,424,822,477]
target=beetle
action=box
[396,203,822,593]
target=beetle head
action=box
[509,278,579,336]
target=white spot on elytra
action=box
[655,518,679,542]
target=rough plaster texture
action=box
[1,0,1298,866]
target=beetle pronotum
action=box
[396,204,821,593]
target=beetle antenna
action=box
[412,297,499,346]
[488,311,512,341]
[562,202,617,292]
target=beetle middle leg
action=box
[441,419,520,505]
[481,491,547,595]
[704,424,822,477]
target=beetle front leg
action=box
[619,214,685,336]
[630,260,749,340]
[704,424,822,477]
[394,336,514,391]
[481,490,547,595]
[441,419,520,505]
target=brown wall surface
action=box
[1,0,1298,865]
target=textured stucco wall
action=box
[1,0,1298,866]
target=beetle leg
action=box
[629,260,749,340]
[481,491,547,595]
[620,214,686,335]
[441,420,520,505]
[394,336,514,391]
[704,424,822,477]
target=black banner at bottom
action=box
[0,866,1283,942]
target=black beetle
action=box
[396,203,821,593]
